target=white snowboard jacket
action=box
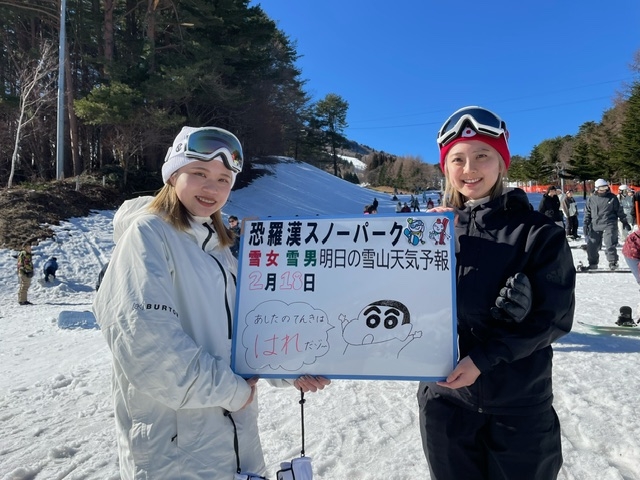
[94,197,281,479]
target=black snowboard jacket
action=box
[583,191,627,232]
[421,188,575,415]
[537,194,563,222]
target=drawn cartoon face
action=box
[342,300,413,346]
[432,220,444,234]
[407,218,425,234]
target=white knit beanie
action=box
[161,126,238,186]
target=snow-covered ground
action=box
[1,159,639,479]
[338,154,367,170]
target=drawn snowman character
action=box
[403,218,426,246]
[339,300,422,356]
[428,217,450,245]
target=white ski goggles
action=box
[166,127,244,173]
[437,106,508,148]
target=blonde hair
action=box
[148,183,235,248]
[442,157,507,209]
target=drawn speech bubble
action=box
[242,300,333,371]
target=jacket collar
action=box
[463,187,529,212]
[188,218,220,254]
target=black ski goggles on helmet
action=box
[437,106,509,148]
[167,127,244,173]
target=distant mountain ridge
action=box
[343,139,375,157]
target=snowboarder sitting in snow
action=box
[43,257,58,282]
[615,306,637,327]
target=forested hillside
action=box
[0,0,353,190]
[1,1,640,193]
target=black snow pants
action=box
[565,215,579,238]
[587,224,618,266]
[417,386,563,480]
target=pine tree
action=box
[565,121,611,183]
[614,81,640,181]
[314,93,349,176]
[505,155,528,182]
[523,146,554,183]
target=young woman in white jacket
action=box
[93,126,329,480]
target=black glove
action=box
[623,222,632,231]
[490,273,532,323]
[583,223,591,237]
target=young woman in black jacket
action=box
[538,185,564,228]
[417,106,575,480]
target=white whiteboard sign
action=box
[231,213,457,381]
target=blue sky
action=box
[252,0,640,164]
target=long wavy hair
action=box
[148,183,234,248]
[442,157,507,209]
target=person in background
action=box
[395,201,402,213]
[417,106,575,480]
[43,256,58,282]
[412,195,420,212]
[560,189,579,239]
[17,242,34,305]
[538,185,564,228]
[95,262,109,291]
[618,185,635,241]
[583,179,630,270]
[93,126,329,480]
[371,197,379,211]
[228,215,241,259]
[626,188,637,226]
[426,198,435,210]
[623,229,640,284]
[622,230,640,326]
[400,202,411,213]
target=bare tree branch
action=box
[0,0,58,22]
[8,41,59,187]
